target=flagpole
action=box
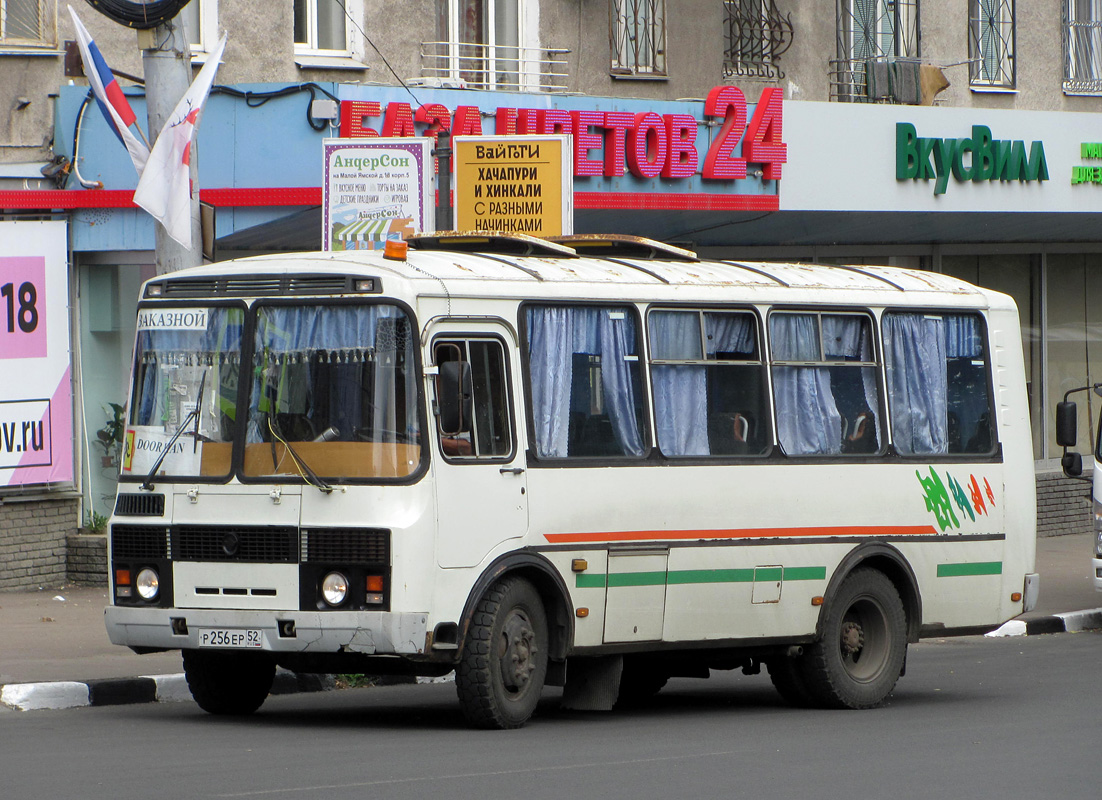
[139,19,201,275]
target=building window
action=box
[723,1,794,81]
[427,1,553,90]
[1064,0,1102,95]
[1,0,51,47]
[969,0,1015,89]
[832,0,919,102]
[294,0,348,54]
[180,0,218,55]
[610,0,666,77]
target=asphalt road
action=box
[2,631,1099,800]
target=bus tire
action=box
[802,568,907,709]
[455,576,549,729]
[182,649,275,716]
[767,654,817,708]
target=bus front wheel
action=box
[182,649,275,715]
[456,576,549,729]
[802,568,907,709]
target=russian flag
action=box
[68,6,149,176]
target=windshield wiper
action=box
[141,371,206,491]
[266,414,334,494]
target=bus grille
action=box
[302,528,390,564]
[175,526,298,563]
[112,525,171,560]
[114,493,166,517]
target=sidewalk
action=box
[2,533,1100,710]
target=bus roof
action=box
[145,234,1004,309]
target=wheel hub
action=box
[500,611,538,692]
[840,620,865,659]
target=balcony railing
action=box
[1064,18,1102,95]
[419,42,570,93]
[829,57,947,105]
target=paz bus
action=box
[105,232,1037,728]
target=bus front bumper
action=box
[105,606,429,655]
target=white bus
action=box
[105,233,1037,728]
[1055,385,1102,592]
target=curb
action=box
[0,669,332,713]
[986,607,1102,638]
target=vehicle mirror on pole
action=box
[1056,400,1078,447]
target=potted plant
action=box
[95,402,126,468]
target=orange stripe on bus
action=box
[543,525,940,544]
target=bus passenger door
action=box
[603,547,668,642]
[430,327,529,569]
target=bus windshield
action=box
[243,303,421,481]
[126,306,245,480]
[124,302,422,483]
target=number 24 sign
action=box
[0,257,46,360]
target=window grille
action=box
[723,0,794,81]
[969,0,1015,89]
[610,0,667,77]
[1064,0,1102,95]
[1,0,49,46]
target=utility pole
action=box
[138,19,200,275]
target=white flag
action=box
[134,34,227,249]
[68,6,149,176]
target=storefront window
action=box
[1044,254,1102,460]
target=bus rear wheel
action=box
[802,568,907,709]
[456,577,549,729]
[182,650,275,716]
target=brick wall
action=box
[66,533,108,585]
[0,496,81,591]
[1036,469,1094,538]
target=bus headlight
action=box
[136,568,160,601]
[321,572,349,606]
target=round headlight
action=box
[321,572,349,606]
[136,568,159,601]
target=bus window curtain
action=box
[822,314,881,450]
[527,305,644,458]
[771,314,842,455]
[883,312,948,454]
[649,311,755,456]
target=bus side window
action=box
[648,309,770,457]
[433,338,513,460]
[769,312,882,456]
[525,305,647,459]
[883,312,995,455]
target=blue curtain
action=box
[649,311,755,456]
[883,312,948,454]
[527,305,643,458]
[771,314,842,455]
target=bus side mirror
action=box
[1056,401,1078,447]
[437,360,473,435]
[1062,451,1084,478]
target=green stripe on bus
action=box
[937,561,1003,577]
[575,565,827,589]
[607,571,667,587]
[782,566,828,581]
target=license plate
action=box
[197,628,262,648]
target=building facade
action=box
[1,1,1100,585]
